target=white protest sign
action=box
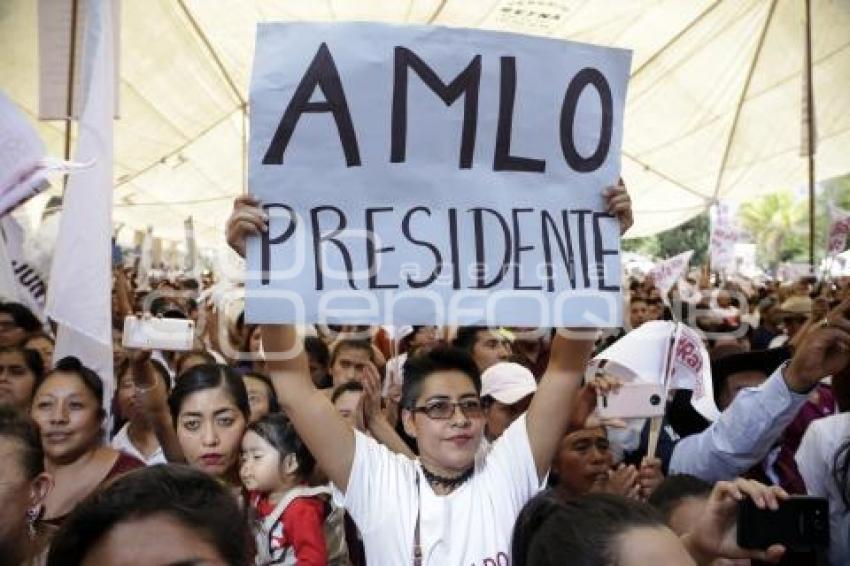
[709,202,737,271]
[246,23,631,326]
[650,250,693,297]
[827,205,850,255]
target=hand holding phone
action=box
[737,495,829,552]
[685,478,792,564]
[596,382,665,419]
[122,315,194,352]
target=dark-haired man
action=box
[330,340,374,387]
[452,327,511,372]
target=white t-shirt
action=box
[333,414,544,565]
[795,411,850,565]
[110,423,167,466]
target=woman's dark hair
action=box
[512,492,666,566]
[304,336,330,368]
[400,325,430,353]
[243,372,281,414]
[40,357,105,416]
[47,464,251,566]
[0,405,44,479]
[0,302,42,334]
[248,413,315,479]
[401,346,481,409]
[174,350,217,377]
[452,326,488,353]
[647,474,712,522]
[331,380,364,404]
[0,345,45,388]
[116,358,172,392]
[168,364,250,423]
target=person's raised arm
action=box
[129,350,185,463]
[113,268,133,322]
[262,324,355,491]
[359,362,415,459]
[226,195,356,491]
[525,180,633,481]
[526,330,596,480]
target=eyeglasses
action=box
[411,399,484,420]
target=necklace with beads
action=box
[420,465,474,491]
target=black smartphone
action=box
[737,495,829,552]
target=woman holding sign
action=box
[225,182,632,565]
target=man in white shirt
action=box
[795,411,850,565]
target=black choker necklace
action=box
[421,465,474,490]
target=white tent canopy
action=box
[1,0,849,249]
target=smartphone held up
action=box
[122,315,195,352]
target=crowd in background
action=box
[1,188,850,565]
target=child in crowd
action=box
[240,413,347,565]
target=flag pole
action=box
[805,0,816,269]
[62,0,80,191]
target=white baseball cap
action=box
[480,362,537,405]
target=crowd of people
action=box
[1,182,849,565]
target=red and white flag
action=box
[827,205,850,255]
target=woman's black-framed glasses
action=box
[411,398,485,420]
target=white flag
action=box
[650,250,693,297]
[589,320,719,421]
[588,321,674,385]
[46,0,115,402]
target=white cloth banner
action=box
[650,250,693,297]
[0,92,52,217]
[709,202,737,270]
[46,0,115,398]
[246,22,632,327]
[827,205,850,255]
[0,216,48,321]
